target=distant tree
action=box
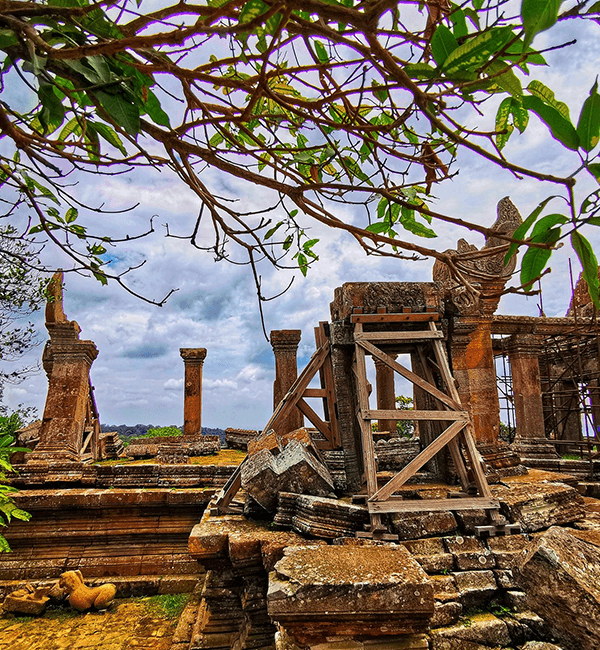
[145,425,183,438]
[0,0,599,307]
[0,225,47,390]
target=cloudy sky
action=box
[3,9,600,430]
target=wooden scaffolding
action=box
[216,309,504,536]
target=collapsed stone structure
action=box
[5,199,600,650]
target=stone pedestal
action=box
[508,334,559,462]
[270,330,303,434]
[374,355,397,433]
[179,348,207,436]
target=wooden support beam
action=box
[355,331,444,341]
[369,420,467,502]
[363,409,469,421]
[303,388,328,398]
[351,313,439,323]
[297,398,332,442]
[367,497,500,514]
[357,339,462,411]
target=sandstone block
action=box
[520,643,565,650]
[486,534,530,569]
[494,569,517,589]
[241,441,334,512]
[429,574,459,602]
[452,570,498,607]
[430,613,511,648]
[431,601,462,627]
[402,538,454,574]
[388,511,457,540]
[2,585,50,615]
[268,545,434,645]
[515,526,600,650]
[444,536,495,571]
[494,482,585,532]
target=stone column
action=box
[270,330,303,434]
[508,334,559,461]
[180,348,207,436]
[451,318,522,472]
[373,356,397,433]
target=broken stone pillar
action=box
[26,271,100,464]
[270,330,303,434]
[374,355,397,433]
[508,334,559,462]
[179,348,207,436]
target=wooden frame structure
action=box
[214,322,340,513]
[215,309,501,535]
[350,309,500,534]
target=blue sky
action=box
[3,9,600,430]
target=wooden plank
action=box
[355,331,444,341]
[369,420,467,502]
[214,467,242,514]
[367,497,500,514]
[351,313,439,323]
[303,388,328,398]
[357,339,462,411]
[297,398,332,441]
[364,409,468,421]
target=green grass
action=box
[141,594,190,620]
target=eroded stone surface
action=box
[388,511,457,540]
[515,526,600,650]
[268,545,434,645]
[493,481,585,532]
[241,440,334,512]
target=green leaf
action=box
[238,0,268,24]
[495,97,514,150]
[576,79,600,153]
[571,231,600,308]
[527,80,570,119]
[520,227,562,289]
[530,212,568,238]
[95,90,140,136]
[86,56,111,83]
[586,163,600,183]
[366,221,390,234]
[522,95,579,150]
[65,207,78,223]
[521,0,563,49]
[486,60,522,97]
[449,6,468,39]
[58,117,82,142]
[264,221,283,239]
[504,195,556,264]
[144,89,171,128]
[399,207,437,238]
[38,82,65,133]
[92,122,127,156]
[314,41,328,65]
[443,27,513,75]
[404,63,436,80]
[431,25,458,67]
[0,29,18,49]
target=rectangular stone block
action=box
[268,545,434,645]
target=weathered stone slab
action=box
[452,570,498,607]
[225,428,259,451]
[374,438,420,471]
[388,511,457,540]
[444,535,495,571]
[430,613,511,648]
[515,526,600,650]
[402,538,454,574]
[486,533,530,569]
[493,481,585,532]
[274,492,368,539]
[241,440,334,512]
[268,545,434,645]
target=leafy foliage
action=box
[0,412,32,553]
[0,0,599,306]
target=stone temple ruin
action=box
[4,198,600,649]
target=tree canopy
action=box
[1,0,600,306]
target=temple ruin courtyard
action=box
[3,201,600,649]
